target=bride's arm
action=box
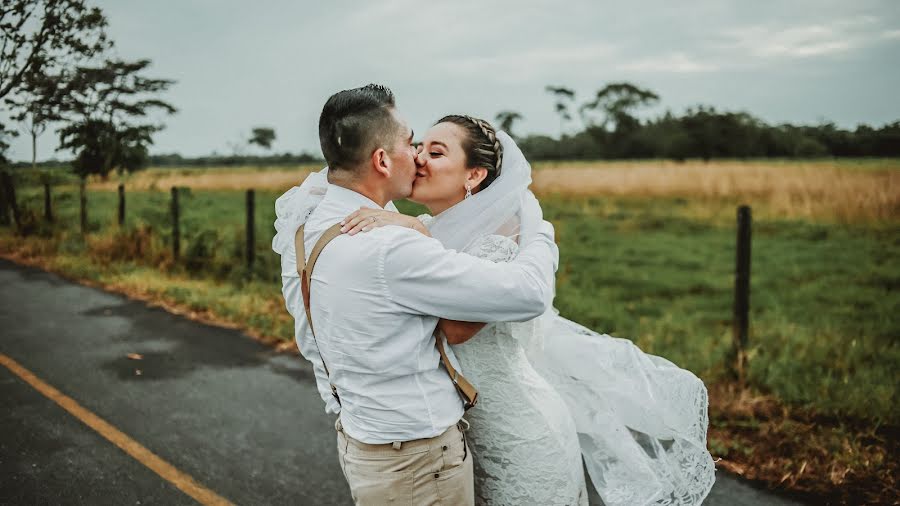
[437,319,486,345]
[341,207,431,237]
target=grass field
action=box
[3,160,898,501]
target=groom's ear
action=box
[371,147,391,178]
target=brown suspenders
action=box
[295,223,343,404]
[295,223,479,410]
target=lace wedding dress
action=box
[446,227,589,506]
[424,216,715,506]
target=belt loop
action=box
[392,441,402,450]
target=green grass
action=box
[534,196,899,423]
[3,186,898,424]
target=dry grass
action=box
[81,160,900,223]
[531,160,900,223]
[85,165,318,192]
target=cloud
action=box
[881,29,900,40]
[617,52,718,73]
[722,16,883,60]
[438,43,618,82]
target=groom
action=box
[279,84,558,505]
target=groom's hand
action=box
[438,319,486,345]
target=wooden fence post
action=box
[0,171,18,228]
[171,186,180,261]
[44,182,53,222]
[246,189,255,270]
[733,205,752,384]
[79,178,87,235]
[0,172,8,227]
[118,184,125,227]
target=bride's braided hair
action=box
[437,115,503,190]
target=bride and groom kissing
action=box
[273,84,716,505]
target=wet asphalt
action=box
[0,257,805,505]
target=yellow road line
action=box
[0,353,234,506]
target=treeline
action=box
[146,151,323,168]
[516,109,900,161]
[504,83,900,161]
[9,151,324,171]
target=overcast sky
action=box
[6,0,900,161]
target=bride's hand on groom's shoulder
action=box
[341,207,431,237]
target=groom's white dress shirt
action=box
[280,184,558,444]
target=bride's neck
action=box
[426,196,465,216]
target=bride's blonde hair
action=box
[436,115,504,190]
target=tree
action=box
[494,110,523,138]
[4,54,66,169]
[545,85,575,138]
[577,82,659,157]
[0,122,15,166]
[56,58,176,179]
[248,127,276,151]
[579,82,659,132]
[0,0,109,101]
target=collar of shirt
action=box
[321,183,385,212]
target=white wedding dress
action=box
[440,227,589,506]
[414,131,715,506]
[426,218,716,506]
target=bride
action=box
[339,115,716,505]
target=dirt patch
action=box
[708,383,898,505]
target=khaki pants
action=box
[335,418,474,506]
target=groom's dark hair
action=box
[319,84,402,173]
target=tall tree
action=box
[57,58,176,179]
[248,127,276,151]
[495,110,523,138]
[545,85,575,138]
[0,121,14,166]
[579,82,659,132]
[0,0,109,100]
[4,54,66,169]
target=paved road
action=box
[0,258,805,505]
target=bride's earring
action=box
[465,184,472,199]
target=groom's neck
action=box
[328,171,390,208]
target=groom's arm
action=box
[383,220,558,322]
[280,243,340,414]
